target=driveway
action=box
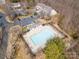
[0,12,9,59]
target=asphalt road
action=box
[0,12,9,59]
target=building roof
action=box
[36,3,52,11]
[35,3,57,17]
[14,16,37,27]
[10,3,21,8]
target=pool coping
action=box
[23,25,65,54]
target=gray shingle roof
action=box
[14,16,37,27]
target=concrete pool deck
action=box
[23,25,65,54]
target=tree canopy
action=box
[27,0,35,3]
[44,37,66,59]
[11,0,20,3]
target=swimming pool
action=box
[31,27,56,46]
[23,25,64,54]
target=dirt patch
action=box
[5,25,32,59]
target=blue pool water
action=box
[31,28,56,46]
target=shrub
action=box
[71,32,78,39]
[27,0,35,3]
[44,37,66,59]
[11,0,20,3]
